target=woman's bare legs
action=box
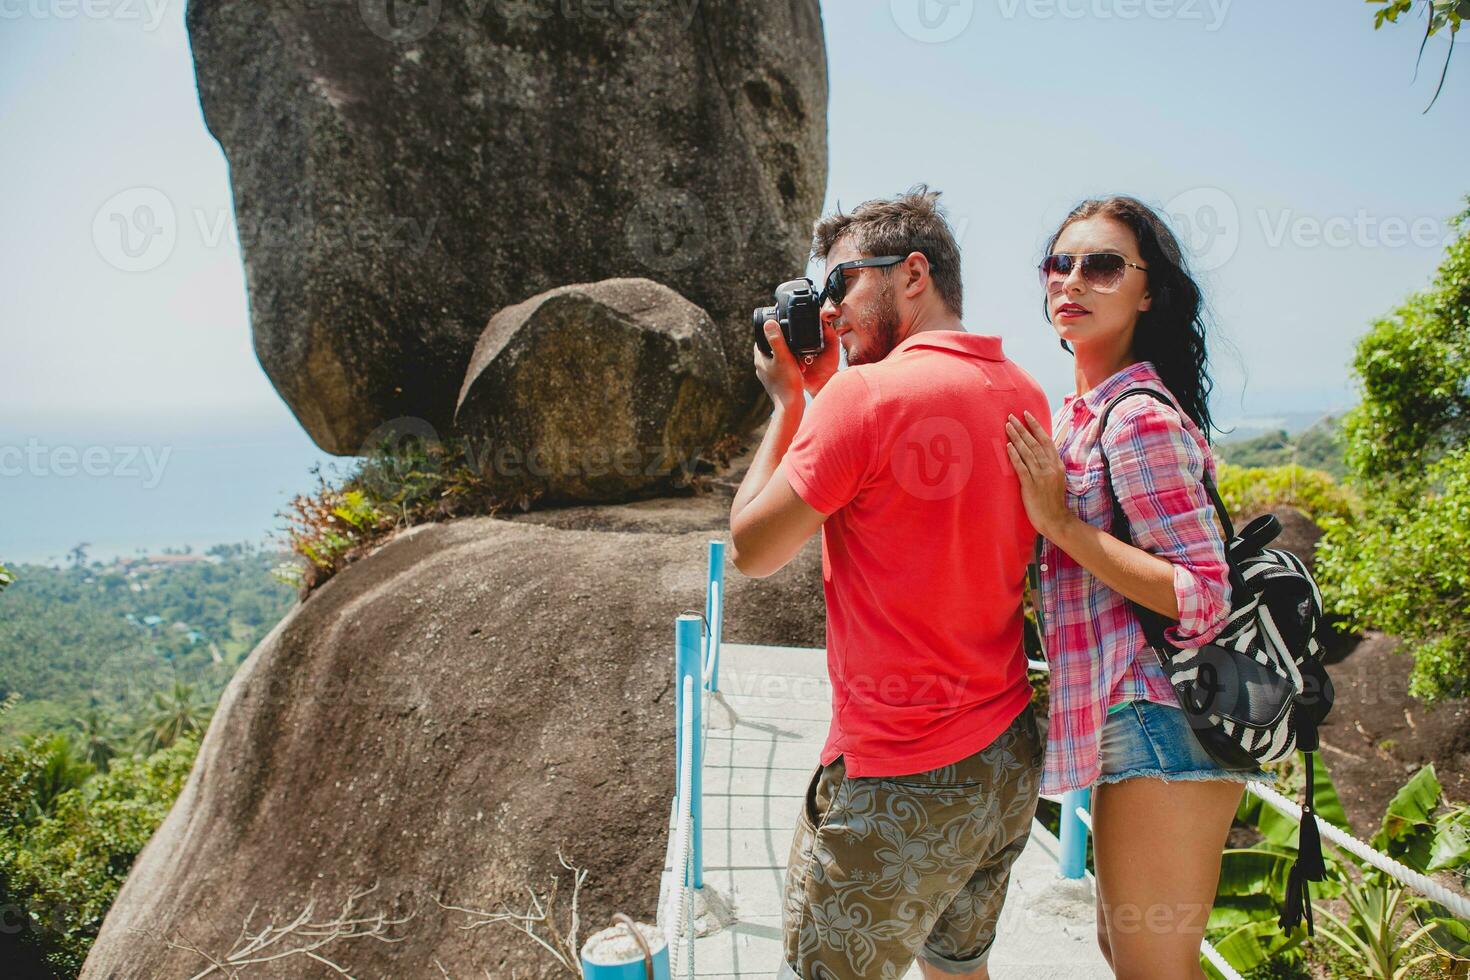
[1092,777,1244,979]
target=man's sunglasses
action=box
[1038,252,1148,293]
[819,255,907,307]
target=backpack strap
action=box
[1095,385,1246,650]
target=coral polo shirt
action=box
[781,329,1050,777]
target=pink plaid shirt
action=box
[1035,361,1233,795]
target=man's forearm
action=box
[730,399,804,526]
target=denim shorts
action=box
[1096,698,1278,786]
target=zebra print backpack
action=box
[1099,387,1335,935]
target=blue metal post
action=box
[675,614,704,889]
[705,539,726,693]
[581,927,671,979]
[1059,787,1091,879]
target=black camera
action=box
[753,278,824,361]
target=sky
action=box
[1,0,1466,564]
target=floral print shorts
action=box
[779,704,1045,979]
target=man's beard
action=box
[846,281,902,366]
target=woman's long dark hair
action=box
[1043,196,1217,443]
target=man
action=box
[729,186,1051,979]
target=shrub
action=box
[0,737,199,976]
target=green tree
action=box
[1319,200,1470,700]
[136,680,210,754]
[0,736,198,975]
[1369,0,1466,111]
[15,733,94,823]
[73,708,119,773]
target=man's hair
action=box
[811,184,963,318]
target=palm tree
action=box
[75,707,120,772]
[136,680,211,754]
[21,732,94,820]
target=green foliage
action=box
[1217,419,1347,479]
[0,562,15,592]
[1368,764,1470,965]
[1340,202,1470,486]
[135,680,211,755]
[277,435,516,595]
[1318,449,1470,701]
[1215,463,1357,527]
[1211,757,1470,979]
[1319,199,1470,704]
[1314,876,1439,980]
[1369,1,1466,110]
[0,546,293,746]
[0,735,198,975]
[1209,753,1350,973]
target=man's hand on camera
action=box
[754,319,807,413]
[800,320,841,398]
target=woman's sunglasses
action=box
[1038,252,1148,293]
[819,255,907,307]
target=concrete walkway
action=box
[674,642,1113,979]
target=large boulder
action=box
[454,278,728,504]
[186,0,828,455]
[81,493,822,978]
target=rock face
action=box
[455,278,728,504]
[186,0,828,455]
[81,498,823,978]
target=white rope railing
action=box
[661,675,697,978]
[1201,939,1248,980]
[1246,779,1470,920]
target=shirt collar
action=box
[1064,360,1163,417]
[888,329,1005,361]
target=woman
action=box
[1005,196,1274,979]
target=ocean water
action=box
[1,412,346,567]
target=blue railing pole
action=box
[675,614,704,889]
[705,539,726,693]
[1059,787,1091,879]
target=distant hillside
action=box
[0,544,297,744]
[1216,415,1347,478]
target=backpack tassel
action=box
[1279,746,1326,936]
